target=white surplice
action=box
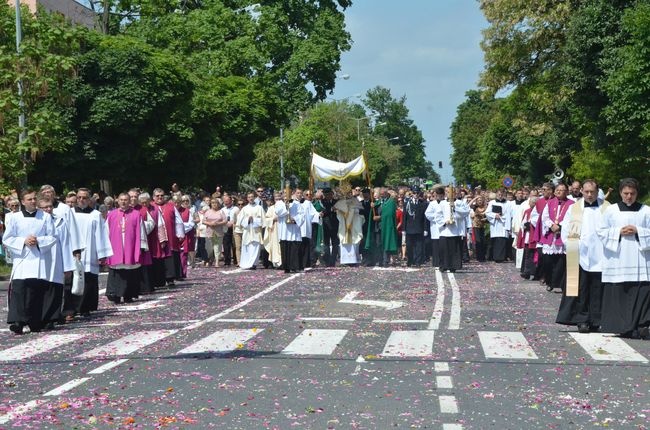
[597,203,650,283]
[74,209,113,274]
[274,200,304,242]
[2,211,57,280]
[237,203,265,269]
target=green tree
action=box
[121,0,353,188]
[248,101,403,189]
[450,90,498,185]
[0,4,86,192]
[30,34,197,190]
[363,86,438,184]
[599,1,650,187]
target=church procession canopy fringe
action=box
[310,152,367,182]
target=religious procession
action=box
[1,149,649,342]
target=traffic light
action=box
[438,161,443,169]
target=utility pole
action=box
[279,128,284,192]
[15,1,27,167]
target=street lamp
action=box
[15,0,26,149]
[353,114,379,141]
[279,128,284,191]
[327,93,361,103]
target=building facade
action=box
[10,0,96,29]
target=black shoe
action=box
[619,330,639,339]
[45,322,56,331]
[577,323,590,334]
[124,297,134,304]
[639,326,650,340]
[546,285,553,292]
[9,323,24,335]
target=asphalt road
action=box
[0,260,649,429]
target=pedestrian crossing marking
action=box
[0,334,85,362]
[116,299,167,312]
[428,269,445,330]
[568,333,648,363]
[439,395,459,413]
[2,328,650,365]
[381,330,434,357]
[281,329,348,355]
[478,331,538,360]
[43,377,91,396]
[177,329,263,355]
[372,267,420,272]
[78,330,177,358]
[436,375,453,389]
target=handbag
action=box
[71,259,85,296]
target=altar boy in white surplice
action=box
[597,178,650,339]
[238,192,265,269]
[3,189,57,334]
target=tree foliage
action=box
[21,0,353,192]
[363,86,438,183]
[0,4,86,193]
[248,86,440,189]
[249,100,407,190]
[451,0,650,191]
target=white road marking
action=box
[381,330,434,357]
[141,320,200,325]
[87,359,130,374]
[447,272,461,330]
[439,395,459,413]
[372,267,420,272]
[0,334,85,362]
[298,317,355,322]
[436,375,453,389]
[116,297,170,312]
[75,322,122,328]
[0,400,46,425]
[281,329,348,356]
[43,377,91,396]
[339,291,404,310]
[569,333,648,363]
[428,269,446,330]
[183,273,302,330]
[478,331,538,360]
[78,330,177,358]
[221,268,245,274]
[442,424,463,430]
[434,362,450,372]
[215,318,276,323]
[177,329,262,355]
[374,319,429,324]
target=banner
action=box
[310,153,367,181]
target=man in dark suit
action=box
[403,188,427,267]
[359,188,373,266]
[320,188,339,267]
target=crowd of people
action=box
[1,177,648,340]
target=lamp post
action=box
[353,114,378,141]
[279,128,284,191]
[15,0,26,149]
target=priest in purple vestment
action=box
[105,193,148,304]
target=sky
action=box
[328,0,488,183]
